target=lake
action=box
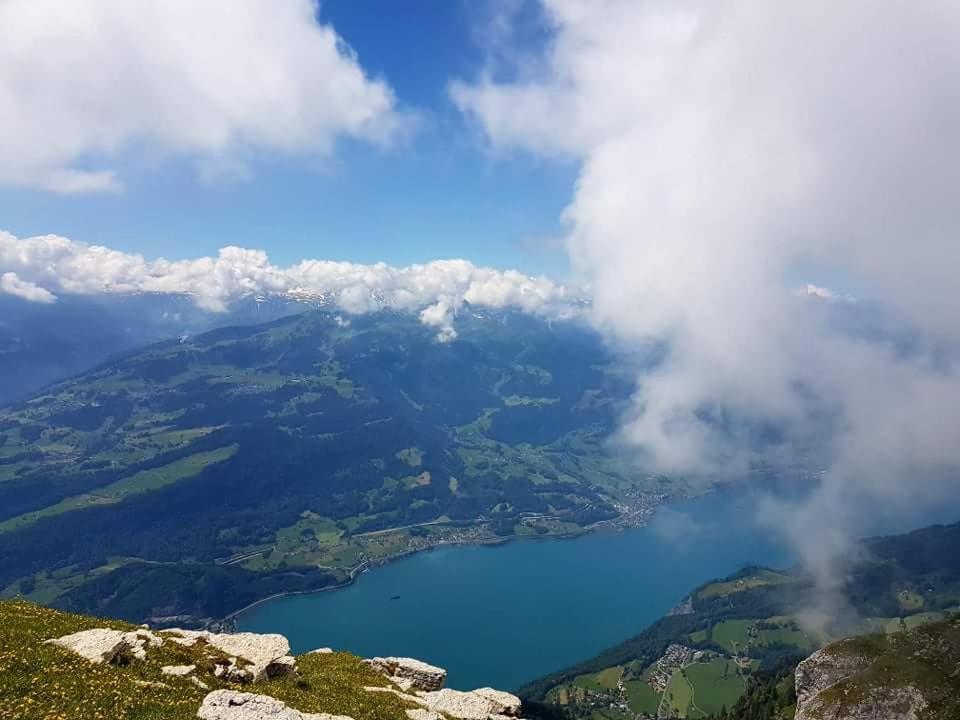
[238,489,796,691]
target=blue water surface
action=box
[239,490,795,690]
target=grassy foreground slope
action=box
[0,599,412,720]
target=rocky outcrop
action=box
[417,688,522,720]
[165,629,297,682]
[794,640,934,720]
[794,647,874,712]
[197,690,353,720]
[44,627,163,664]
[365,684,525,719]
[364,656,447,691]
[43,620,525,720]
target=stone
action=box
[164,629,294,682]
[307,647,334,655]
[392,677,416,692]
[45,628,163,665]
[364,657,446,691]
[192,676,211,691]
[405,710,444,720]
[794,647,872,710]
[265,655,297,679]
[415,689,500,720]
[161,664,196,677]
[471,688,522,716]
[196,690,354,720]
[365,685,525,720]
[794,647,928,720]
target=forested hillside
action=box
[0,308,668,625]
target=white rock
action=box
[164,629,294,682]
[192,676,211,691]
[366,684,525,719]
[267,655,298,678]
[162,664,196,677]
[415,689,500,720]
[392,677,416,692]
[405,710,444,720]
[196,690,353,720]
[364,657,446,691]
[45,628,163,665]
[307,647,334,655]
[471,688,522,716]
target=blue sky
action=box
[0,0,576,277]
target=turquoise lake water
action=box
[238,490,796,691]
[238,486,958,691]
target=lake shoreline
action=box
[234,485,793,691]
[220,506,657,629]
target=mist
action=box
[455,0,960,618]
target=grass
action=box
[572,666,622,694]
[814,617,960,717]
[0,599,411,720]
[697,570,798,600]
[711,620,753,653]
[663,669,697,718]
[623,677,660,715]
[590,710,631,720]
[710,617,814,654]
[594,665,623,690]
[685,659,746,715]
[0,446,238,535]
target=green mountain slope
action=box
[524,520,960,719]
[0,309,667,624]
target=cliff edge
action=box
[794,616,960,720]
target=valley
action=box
[0,308,682,626]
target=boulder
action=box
[415,689,503,720]
[405,710,444,720]
[196,690,353,720]
[164,629,295,682]
[45,628,163,665]
[365,684,525,719]
[364,657,446,691]
[471,688,522,716]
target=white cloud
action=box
[0,272,57,304]
[0,230,576,339]
[456,0,960,607]
[0,0,402,193]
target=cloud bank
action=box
[456,0,960,611]
[0,231,576,339]
[0,272,56,304]
[0,0,402,193]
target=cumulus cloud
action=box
[0,272,57,304]
[0,231,576,338]
[0,0,402,193]
[456,0,960,613]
